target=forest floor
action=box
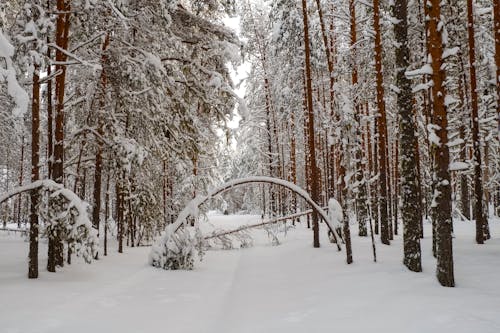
[1,213,499,333]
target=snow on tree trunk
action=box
[29,65,40,279]
[466,0,488,244]
[428,0,455,287]
[392,0,422,272]
[373,0,391,246]
[301,0,320,248]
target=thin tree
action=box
[48,0,71,272]
[466,0,488,244]
[29,64,40,279]
[494,0,500,140]
[373,0,390,245]
[350,0,369,237]
[301,0,320,247]
[92,33,110,259]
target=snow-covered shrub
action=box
[38,184,98,263]
[149,225,204,270]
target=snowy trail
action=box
[1,215,500,333]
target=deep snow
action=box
[1,214,499,333]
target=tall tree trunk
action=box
[290,110,298,223]
[104,173,110,256]
[350,0,368,237]
[393,139,399,236]
[458,75,471,220]
[393,0,422,271]
[163,160,168,225]
[494,0,500,140]
[414,123,424,238]
[372,116,380,235]
[48,0,71,271]
[92,33,110,260]
[466,0,488,244]
[428,0,455,287]
[301,0,320,248]
[373,0,390,245]
[46,12,53,180]
[29,65,40,279]
[17,135,24,228]
[117,179,123,253]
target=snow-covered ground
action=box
[1,214,499,333]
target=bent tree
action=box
[150,176,343,270]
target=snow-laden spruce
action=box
[0,29,29,117]
[150,176,343,270]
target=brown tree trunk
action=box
[413,112,424,238]
[458,76,471,220]
[48,0,70,272]
[466,0,488,244]
[302,0,320,248]
[117,179,123,253]
[29,66,40,279]
[92,33,110,260]
[104,173,110,256]
[17,135,24,228]
[373,0,390,245]
[46,20,53,180]
[350,0,368,237]
[429,0,455,287]
[163,160,168,225]
[393,0,422,271]
[290,111,298,223]
[393,139,399,236]
[494,0,500,140]
[372,116,380,235]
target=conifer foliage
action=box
[1,0,499,287]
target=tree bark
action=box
[373,0,390,245]
[466,0,488,244]
[393,0,422,271]
[29,66,40,279]
[48,0,71,271]
[493,0,500,140]
[350,0,368,237]
[92,33,110,259]
[17,135,25,228]
[428,0,455,287]
[301,0,321,248]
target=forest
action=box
[1,0,499,332]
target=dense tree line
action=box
[1,0,499,287]
[1,0,240,278]
[237,0,499,287]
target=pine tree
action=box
[428,0,455,287]
[301,0,320,248]
[373,0,390,245]
[29,64,40,279]
[466,0,488,244]
[393,0,422,272]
